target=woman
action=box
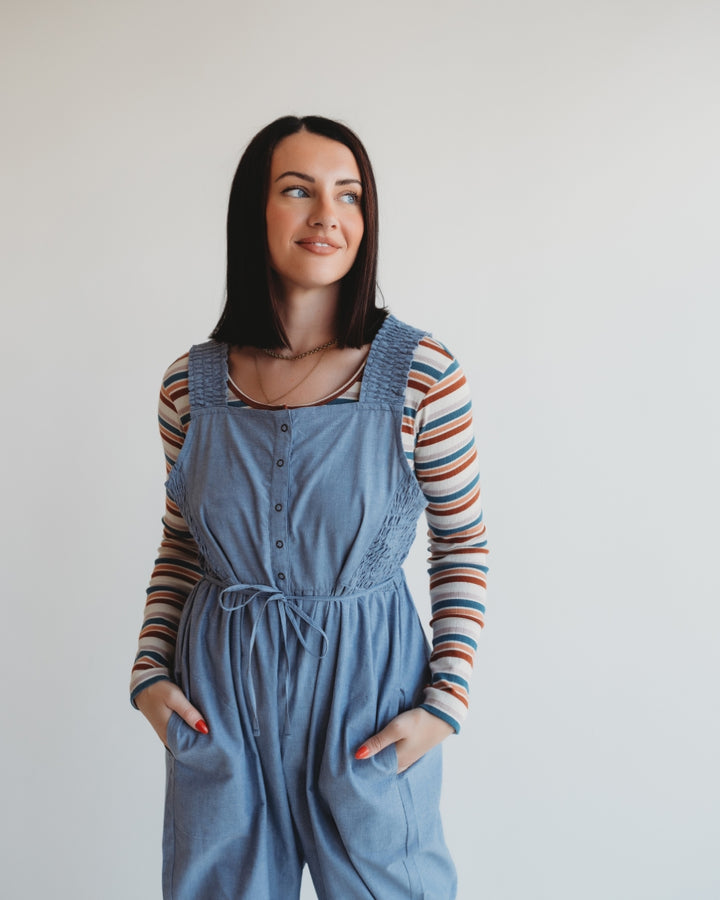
[131,115,488,900]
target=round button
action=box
[275,503,283,512]
[277,572,286,581]
[276,540,284,548]
[280,424,289,432]
[276,459,284,467]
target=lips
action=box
[296,236,341,251]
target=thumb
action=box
[172,697,209,734]
[355,721,398,760]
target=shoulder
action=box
[382,316,458,377]
[408,335,467,404]
[160,351,190,398]
[158,352,192,435]
[375,313,466,398]
[376,313,427,347]
[410,336,457,379]
[159,340,229,422]
[159,338,225,390]
[161,340,225,381]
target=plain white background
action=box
[2,1,719,898]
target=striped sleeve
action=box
[402,337,488,732]
[130,354,202,706]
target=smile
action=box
[296,239,341,255]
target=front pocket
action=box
[166,719,251,839]
[164,710,180,758]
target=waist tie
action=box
[214,581,330,736]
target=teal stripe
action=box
[158,415,185,439]
[153,556,203,572]
[410,356,459,383]
[432,633,478,650]
[403,404,418,421]
[159,520,193,539]
[141,617,178,630]
[433,598,486,614]
[414,438,475,470]
[131,674,170,707]
[134,649,171,664]
[430,513,485,538]
[411,360,445,380]
[432,672,470,691]
[418,704,461,734]
[427,473,480,505]
[421,400,472,433]
[163,369,189,387]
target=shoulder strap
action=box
[188,340,228,410]
[360,314,429,404]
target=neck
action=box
[275,283,340,353]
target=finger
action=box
[171,698,209,734]
[355,721,399,760]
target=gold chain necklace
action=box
[261,338,337,360]
[254,347,329,405]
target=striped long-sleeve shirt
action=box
[131,335,488,732]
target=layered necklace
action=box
[260,337,337,361]
[254,338,338,405]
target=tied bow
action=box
[218,582,329,735]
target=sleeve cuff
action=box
[418,703,462,734]
[130,673,171,709]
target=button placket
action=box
[270,412,292,587]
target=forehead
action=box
[270,130,361,180]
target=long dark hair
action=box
[210,115,386,349]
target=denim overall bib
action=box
[162,315,457,900]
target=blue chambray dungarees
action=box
[162,315,457,900]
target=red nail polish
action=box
[195,719,209,734]
[355,745,370,760]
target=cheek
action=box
[348,215,364,252]
[265,206,294,251]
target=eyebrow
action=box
[275,170,362,187]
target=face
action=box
[265,130,364,296]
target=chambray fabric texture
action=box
[162,315,457,900]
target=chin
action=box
[279,269,350,293]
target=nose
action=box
[308,192,338,229]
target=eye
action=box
[339,191,361,205]
[282,186,310,199]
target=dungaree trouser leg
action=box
[162,315,457,900]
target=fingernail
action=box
[355,745,370,760]
[195,719,209,734]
